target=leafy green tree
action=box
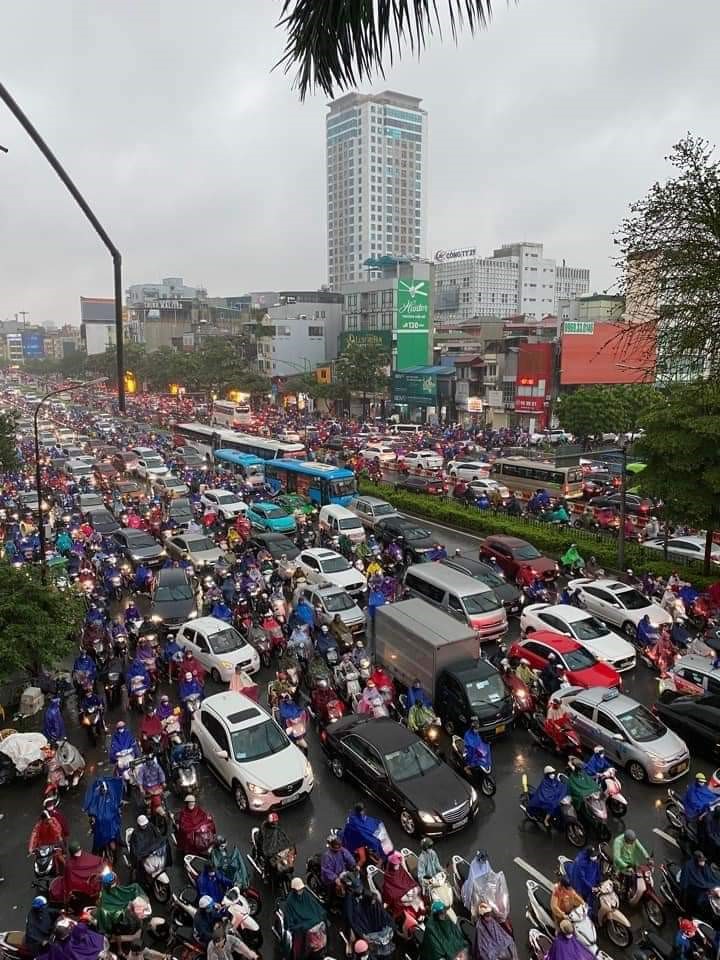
[0,565,84,678]
[616,134,720,378]
[0,413,18,473]
[635,383,720,573]
[557,384,660,446]
[335,342,390,419]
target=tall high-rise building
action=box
[326,91,428,288]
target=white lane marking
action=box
[398,511,484,542]
[514,856,554,890]
[652,827,680,849]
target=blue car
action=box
[247,501,297,534]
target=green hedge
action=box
[358,480,717,589]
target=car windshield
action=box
[321,556,351,573]
[208,627,245,654]
[155,583,192,602]
[144,458,164,468]
[478,571,505,588]
[563,648,597,670]
[464,673,506,706]
[216,493,239,505]
[231,719,289,761]
[572,616,609,641]
[402,526,431,540]
[463,592,501,614]
[263,505,286,518]
[373,503,395,517]
[618,705,665,742]
[615,589,650,610]
[324,592,355,612]
[129,534,155,549]
[331,478,357,497]
[187,537,215,552]
[338,518,362,530]
[167,479,185,488]
[512,544,542,560]
[384,739,442,782]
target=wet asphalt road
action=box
[0,515,700,955]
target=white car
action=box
[191,691,313,812]
[176,616,260,682]
[201,489,249,521]
[466,478,510,499]
[402,450,444,471]
[135,455,169,479]
[568,578,672,638]
[446,460,491,481]
[296,548,368,597]
[153,474,190,498]
[642,536,720,565]
[520,602,636,672]
[360,444,397,464]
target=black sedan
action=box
[112,529,166,567]
[654,693,720,760]
[321,715,478,837]
[150,568,197,631]
[374,516,438,563]
[588,492,653,516]
[247,532,300,561]
[85,506,120,536]
[393,476,445,496]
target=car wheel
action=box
[233,782,249,811]
[330,757,345,780]
[399,809,416,836]
[627,760,646,783]
[622,621,636,640]
[210,669,221,684]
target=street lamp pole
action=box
[34,378,107,584]
[0,82,126,412]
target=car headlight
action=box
[304,759,313,780]
[246,782,269,796]
[159,549,167,557]
[189,609,198,619]
[417,810,442,825]
[470,786,478,804]
[219,660,233,669]
[151,614,162,623]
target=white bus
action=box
[173,422,305,461]
[210,399,252,429]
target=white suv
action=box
[191,691,313,812]
[402,450,444,471]
[201,489,248,521]
[446,460,491,481]
[359,444,396,464]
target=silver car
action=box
[348,495,398,530]
[166,532,223,569]
[559,685,689,784]
[293,581,366,635]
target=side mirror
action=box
[613,733,625,742]
[215,748,229,760]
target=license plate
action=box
[280,794,299,806]
[673,761,689,775]
[495,724,506,735]
[452,817,468,830]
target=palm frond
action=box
[276,0,495,100]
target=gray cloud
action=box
[2,0,718,326]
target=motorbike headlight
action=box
[246,782,269,796]
[418,810,442,825]
[151,614,163,623]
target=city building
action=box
[126,277,206,306]
[80,297,118,355]
[252,291,344,377]
[555,262,591,303]
[557,293,624,327]
[433,242,589,324]
[43,326,81,360]
[326,90,428,288]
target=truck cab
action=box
[435,660,514,738]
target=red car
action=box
[479,535,558,582]
[507,632,621,689]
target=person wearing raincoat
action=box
[42,698,65,744]
[420,901,467,960]
[682,772,720,822]
[545,918,596,960]
[566,759,600,812]
[584,746,611,779]
[527,766,569,824]
[210,836,252,891]
[473,902,518,960]
[565,847,602,915]
[560,544,584,573]
[82,777,123,857]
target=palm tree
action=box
[277,0,496,99]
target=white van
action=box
[318,504,367,544]
[403,563,507,641]
[388,423,425,436]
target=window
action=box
[571,701,595,721]
[201,712,229,751]
[405,572,445,604]
[595,711,623,736]
[344,735,384,775]
[308,326,324,337]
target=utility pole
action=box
[19,311,28,327]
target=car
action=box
[293,581,366,634]
[558,685,690,782]
[320,714,478,837]
[201,489,249,521]
[375,516,440,563]
[359,443,397,464]
[93,462,118,485]
[446,460,491,481]
[507,632,621,689]
[77,493,105,511]
[529,428,573,445]
[150,568,197,631]
[464,479,510,500]
[247,501,296,534]
[178,452,206,470]
[520,603,636,672]
[567,578,672,638]
[440,555,523,616]
[275,493,315,518]
[166,532,224,569]
[480,535,558,582]
[62,445,85,460]
[247,533,300,562]
[191,691,312,811]
[85,507,121,537]
[402,450,444,471]
[135,455,169,480]
[581,473,614,498]
[654,692,720,762]
[643,536,720,565]
[112,529,166,567]
[588,492,653,516]
[113,479,144,502]
[348,496,398,530]
[658,655,720,699]
[296,548,367,597]
[112,451,138,474]
[393,475,445,496]
[165,497,194,533]
[153,475,190,498]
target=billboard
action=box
[396,279,430,370]
[560,322,655,385]
[392,371,437,407]
[339,330,392,353]
[21,332,44,359]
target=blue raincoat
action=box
[43,700,65,742]
[197,865,228,903]
[566,848,602,912]
[295,599,315,627]
[407,685,432,709]
[210,602,232,623]
[341,812,390,859]
[463,729,492,768]
[279,699,304,726]
[527,774,569,819]
[109,726,138,764]
[82,777,123,851]
[584,752,611,777]
[73,653,97,680]
[179,676,203,702]
[636,619,658,648]
[682,782,720,820]
[367,588,386,620]
[125,659,149,688]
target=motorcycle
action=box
[577,791,612,843]
[448,853,511,928]
[619,861,665,928]
[366,863,426,938]
[520,774,586,847]
[558,855,632,948]
[334,662,362,701]
[45,740,86,792]
[168,741,202,796]
[124,826,171,904]
[80,701,106,747]
[183,853,262,920]
[525,878,599,954]
[170,880,262,951]
[127,674,149,712]
[33,843,59,881]
[249,827,297,896]
[275,706,309,753]
[595,767,628,819]
[450,735,496,796]
[528,711,582,756]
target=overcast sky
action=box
[2,0,719,327]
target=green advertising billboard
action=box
[392,371,437,406]
[339,329,393,353]
[396,279,430,370]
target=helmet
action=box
[559,919,574,936]
[160,694,169,703]
[198,896,214,910]
[624,830,636,843]
[54,920,73,941]
[101,871,116,886]
[354,941,369,956]
[267,812,279,824]
[421,837,434,850]
[594,745,604,754]
[696,772,708,782]
[185,794,196,804]
[388,851,403,866]
[520,658,530,666]
[116,720,126,730]
[317,678,328,689]
[32,896,48,908]
[543,765,555,775]
[185,671,193,681]
[277,671,288,681]
[431,901,445,914]
[68,841,81,856]
[679,919,698,937]
[216,836,226,847]
[137,815,149,828]
[321,625,329,633]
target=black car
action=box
[247,533,300,562]
[435,659,514,738]
[654,693,720,760]
[588,492,653,516]
[393,476,445,496]
[441,554,523,616]
[150,568,197,632]
[112,529,166,567]
[321,715,478,837]
[374,516,437,563]
[85,507,120,536]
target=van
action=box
[388,423,424,435]
[64,458,95,483]
[403,564,507,641]
[318,504,366,544]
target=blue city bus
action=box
[264,460,357,506]
[213,448,265,487]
